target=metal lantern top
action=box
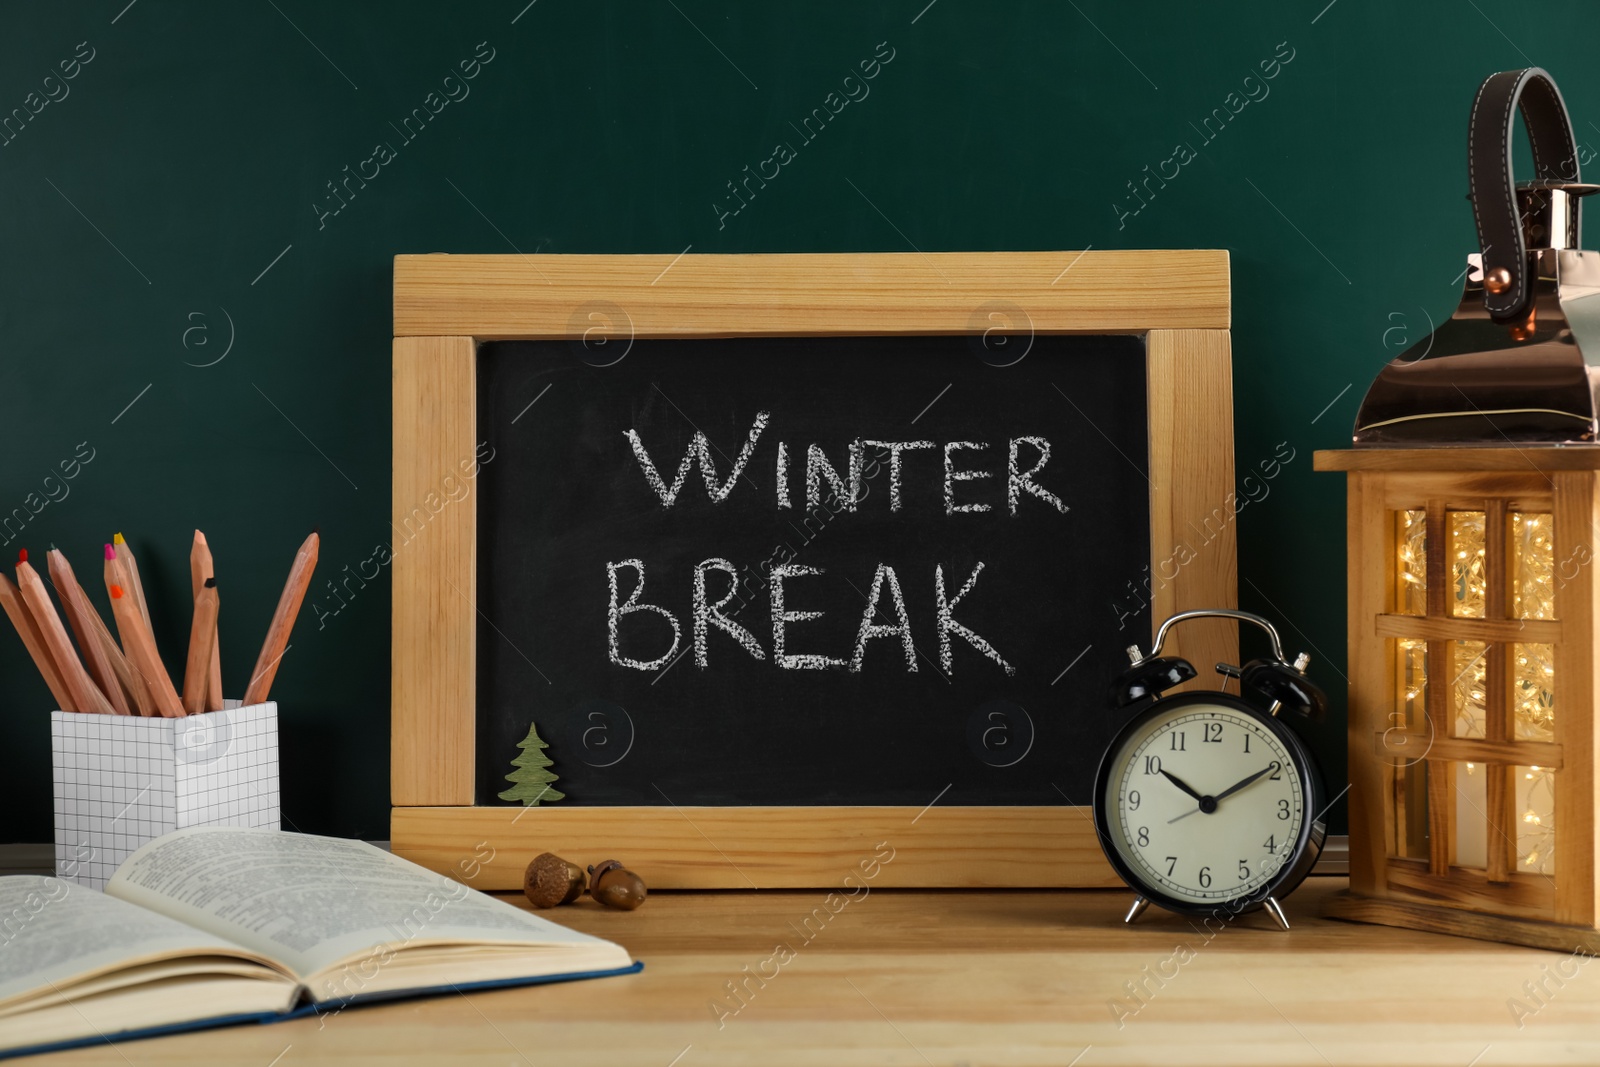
[1354,68,1600,445]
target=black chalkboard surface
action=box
[474,335,1150,806]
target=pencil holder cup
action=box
[50,700,280,889]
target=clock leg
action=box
[1123,895,1150,924]
[1262,896,1291,931]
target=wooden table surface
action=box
[22,877,1600,1066]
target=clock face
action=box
[1100,699,1309,907]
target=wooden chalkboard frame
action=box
[391,251,1235,889]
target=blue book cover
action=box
[0,961,645,1062]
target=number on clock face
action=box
[1106,703,1304,904]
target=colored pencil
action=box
[182,579,219,716]
[243,531,318,705]
[16,550,113,714]
[0,573,75,711]
[105,545,184,718]
[190,531,223,712]
[112,532,152,628]
[47,548,130,715]
[81,549,153,716]
[50,547,149,715]
[86,603,155,716]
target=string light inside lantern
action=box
[1394,510,1557,874]
[1511,513,1556,873]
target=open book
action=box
[0,827,639,1059]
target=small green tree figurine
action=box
[499,722,567,805]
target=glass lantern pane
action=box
[1389,634,1432,862]
[1398,638,1427,731]
[1452,640,1488,739]
[1392,760,1430,861]
[1516,765,1556,876]
[1396,510,1427,615]
[1511,513,1556,621]
[1449,511,1487,617]
[1454,762,1487,869]
[1513,644,1555,742]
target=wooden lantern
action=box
[1315,449,1600,949]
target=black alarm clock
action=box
[1093,609,1327,930]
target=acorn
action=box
[523,852,586,908]
[587,859,647,910]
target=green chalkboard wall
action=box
[1,0,1591,842]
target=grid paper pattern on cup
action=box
[51,701,280,890]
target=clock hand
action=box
[1159,769,1204,801]
[1159,760,1269,825]
[1166,767,1273,824]
[1212,762,1279,803]
[1160,769,1214,824]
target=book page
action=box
[0,876,280,1008]
[106,827,627,980]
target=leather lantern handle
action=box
[1468,66,1582,321]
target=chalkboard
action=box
[473,335,1150,807]
[389,249,1233,888]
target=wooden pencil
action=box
[47,549,130,715]
[51,546,149,715]
[92,547,154,716]
[113,532,152,628]
[190,531,223,711]
[243,531,318,705]
[182,579,219,715]
[86,603,155,716]
[0,573,76,711]
[105,545,184,718]
[16,550,113,714]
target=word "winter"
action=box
[625,410,1070,517]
